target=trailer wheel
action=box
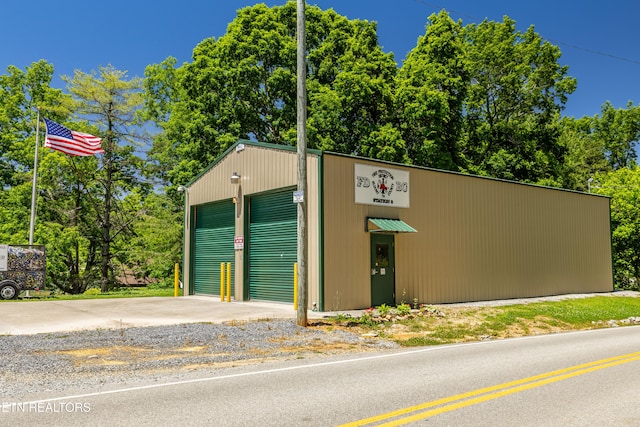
[0,283,18,300]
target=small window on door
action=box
[376,244,389,267]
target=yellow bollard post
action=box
[226,262,231,303]
[220,263,225,302]
[293,262,298,311]
[174,263,179,297]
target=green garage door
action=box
[249,189,297,302]
[194,200,235,296]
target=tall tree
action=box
[461,17,576,184]
[558,116,610,191]
[560,102,640,191]
[64,65,147,291]
[113,191,183,286]
[592,167,640,290]
[308,16,401,160]
[0,61,70,243]
[36,152,101,294]
[592,101,640,170]
[396,10,467,170]
[0,61,69,189]
[0,62,102,293]
[142,57,179,189]
[144,3,400,187]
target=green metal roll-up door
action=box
[249,189,297,302]
[194,200,235,296]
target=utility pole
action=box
[296,0,308,326]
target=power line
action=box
[411,0,640,66]
[546,39,640,66]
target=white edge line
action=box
[22,325,638,404]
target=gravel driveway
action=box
[1,319,397,399]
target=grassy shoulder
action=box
[4,286,175,301]
[317,296,640,347]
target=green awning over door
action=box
[367,218,417,233]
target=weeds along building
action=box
[179,140,613,311]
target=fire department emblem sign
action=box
[372,169,394,198]
[355,163,410,208]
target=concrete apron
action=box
[3,291,634,336]
[0,296,343,336]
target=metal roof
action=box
[366,218,417,233]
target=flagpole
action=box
[28,107,41,245]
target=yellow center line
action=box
[338,351,640,427]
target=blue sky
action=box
[2,0,638,119]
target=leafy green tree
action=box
[560,102,640,191]
[0,182,33,243]
[461,17,576,184]
[359,124,408,163]
[64,65,148,292]
[592,167,640,290]
[0,63,180,294]
[114,191,183,286]
[0,61,70,244]
[0,62,101,293]
[142,57,179,189]
[35,153,103,294]
[144,2,400,187]
[308,17,400,159]
[0,61,69,188]
[592,101,640,170]
[560,116,610,191]
[396,10,467,170]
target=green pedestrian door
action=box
[370,233,395,306]
[193,200,235,296]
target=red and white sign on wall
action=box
[354,163,410,208]
[234,236,244,250]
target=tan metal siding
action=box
[323,156,396,310]
[323,154,613,309]
[406,173,613,303]
[183,144,319,308]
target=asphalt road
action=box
[4,325,640,426]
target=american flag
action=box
[44,118,105,156]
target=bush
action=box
[396,303,411,316]
[377,303,392,316]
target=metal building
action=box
[181,140,613,311]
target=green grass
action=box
[333,296,640,347]
[61,287,175,299]
[490,297,640,326]
[1,286,176,302]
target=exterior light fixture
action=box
[177,185,187,193]
[230,172,241,184]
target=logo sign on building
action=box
[355,163,410,208]
[0,244,7,272]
